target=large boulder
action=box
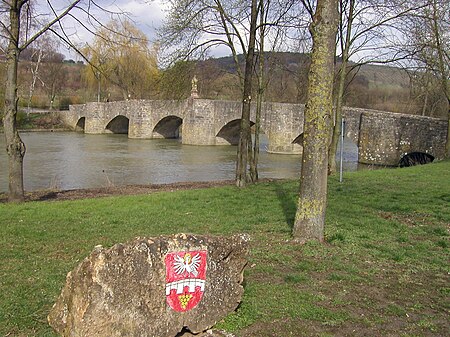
[48,233,249,336]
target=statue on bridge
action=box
[191,75,199,98]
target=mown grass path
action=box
[1,161,449,336]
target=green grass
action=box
[0,160,449,336]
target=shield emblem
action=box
[165,250,207,312]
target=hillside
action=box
[191,53,419,115]
[211,53,411,90]
[155,51,444,119]
[355,63,410,89]
[2,52,446,119]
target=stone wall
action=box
[265,102,304,154]
[342,107,364,144]
[183,99,219,145]
[358,112,447,165]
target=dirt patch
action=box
[0,179,275,203]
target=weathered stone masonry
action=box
[60,98,447,166]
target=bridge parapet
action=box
[63,99,448,166]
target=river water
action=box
[0,132,359,192]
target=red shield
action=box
[165,250,207,312]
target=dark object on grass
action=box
[399,152,434,167]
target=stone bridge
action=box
[60,98,447,166]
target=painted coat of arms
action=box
[165,250,207,312]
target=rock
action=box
[48,233,249,337]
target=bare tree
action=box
[160,0,258,186]
[409,69,446,117]
[293,0,338,243]
[251,0,301,180]
[0,1,123,202]
[1,1,81,202]
[402,0,449,156]
[235,0,258,187]
[327,0,429,174]
[251,0,268,182]
[24,46,44,114]
[40,49,65,109]
[245,0,300,182]
[159,0,298,187]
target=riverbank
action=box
[0,128,71,133]
[0,111,67,132]
[0,179,241,203]
[0,161,449,336]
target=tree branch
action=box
[19,0,81,51]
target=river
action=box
[0,132,359,192]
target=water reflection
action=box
[0,132,359,192]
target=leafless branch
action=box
[20,0,81,51]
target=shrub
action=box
[16,111,28,126]
[59,97,72,110]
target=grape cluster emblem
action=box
[165,250,207,312]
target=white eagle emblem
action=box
[173,253,201,277]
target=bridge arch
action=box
[75,117,85,132]
[216,119,257,145]
[153,115,183,139]
[292,133,303,146]
[399,152,434,167]
[106,115,129,134]
[339,135,358,164]
[345,135,358,157]
[289,133,304,153]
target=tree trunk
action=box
[251,69,263,182]
[430,0,450,157]
[28,49,43,115]
[328,61,346,174]
[250,0,266,183]
[422,84,429,116]
[4,2,26,202]
[444,108,449,159]
[328,0,354,175]
[293,0,338,242]
[236,0,258,187]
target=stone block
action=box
[358,113,400,165]
[48,233,249,337]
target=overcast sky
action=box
[45,0,168,59]
[99,0,167,41]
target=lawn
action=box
[0,160,449,336]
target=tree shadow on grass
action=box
[273,181,297,229]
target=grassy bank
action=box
[0,161,449,336]
[0,112,65,132]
